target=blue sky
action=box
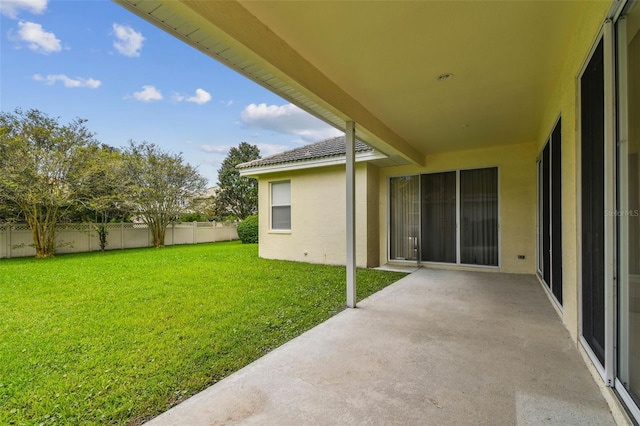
[0,0,341,186]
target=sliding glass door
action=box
[389,176,420,261]
[617,0,640,415]
[390,168,499,267]
[460,168,498,266]
[537,119,563,306]
[581,37,606,367]
[421,172,456,263]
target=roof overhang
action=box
[115,0,607,165]
[239,149,387,177]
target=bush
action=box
[237,215,259,244]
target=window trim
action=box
[270,180,291,232]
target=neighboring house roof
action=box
[237,136,381,175]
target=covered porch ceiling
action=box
[116,0,585,166]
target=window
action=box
[271,181,291,230]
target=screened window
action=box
[271,181,291,230]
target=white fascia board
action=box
[239,150,387,176]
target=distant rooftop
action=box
[237,136,372,170]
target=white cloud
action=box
[33,74,101,88]
[240,103,341,143]
[112,23,144,57]
[0,0,47,19]
[174,88,212,105]
[131,85,162,102]
[199,142,290,159]
[199,144,231,154]
[12,21,61,54]
[186,88,211,105]
[255,143,292,157]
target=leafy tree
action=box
[0,108,98,258]
[122,141,207,248]
[214,142,260,220]
[70,144,130,250]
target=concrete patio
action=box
[147,269,615,425]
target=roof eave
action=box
[113,0,425,166]
[239,150,387,177]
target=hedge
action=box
[237,215,258,244]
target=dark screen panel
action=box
[421,172,456,263]
[542,143,551,287]
[581,39,605,365]
[551,119,563,304]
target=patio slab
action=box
[147,268,615,425]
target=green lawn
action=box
[0,242,406,425]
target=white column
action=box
[346,121,357,308]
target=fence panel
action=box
[56,223,94,254]
[0,224,6,259]
[0,224,36,258]
[0,222,238,259]
[171,223,195,245]
[197,222,216,244]
[120,224,150,249]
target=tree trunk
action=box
[28,217,56,258]
[151,223,166,248]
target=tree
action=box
[70,144,130,251]
[0,108,98,258]
[122,141,207,248]
[214,142,260,220]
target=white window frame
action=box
[270,180,291,231]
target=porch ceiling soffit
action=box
[115,0,424,166]
[116,1,586,162]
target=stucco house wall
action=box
[256,162,378,268]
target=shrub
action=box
[237,215,259,244]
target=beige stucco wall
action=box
[534,1,609,341]
[378,142,537,275]
[255,162,379,268]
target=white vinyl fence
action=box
[0,222,238,259]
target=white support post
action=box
[346,121,357,308]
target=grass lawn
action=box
[0,242,406,425]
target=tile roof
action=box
[237,135,372,169]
